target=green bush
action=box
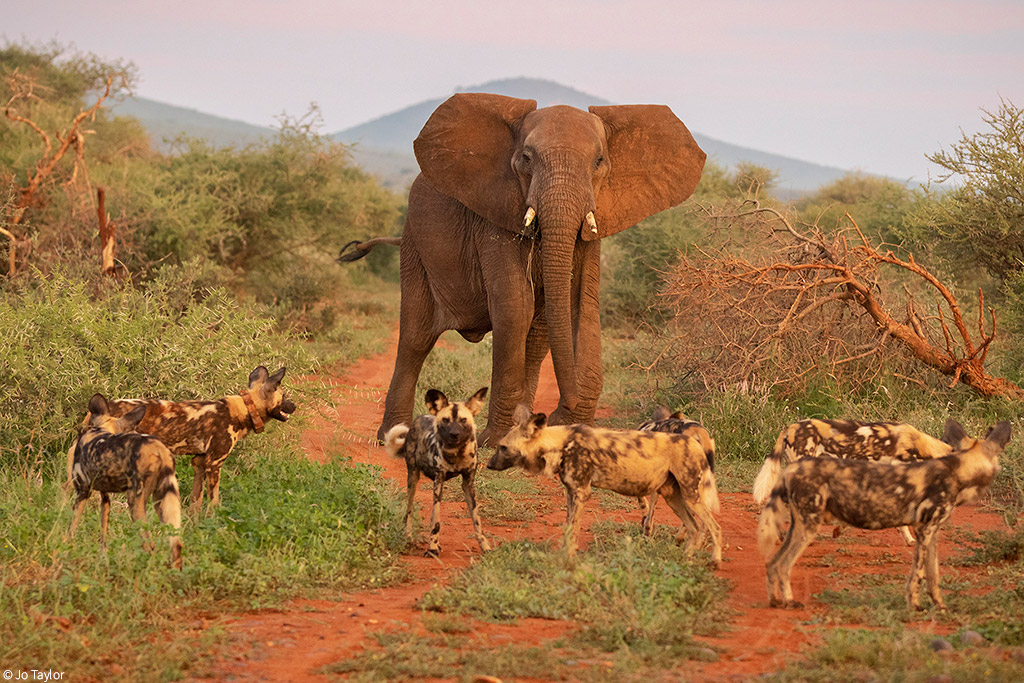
[0,267,315,468]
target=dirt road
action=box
[205,337,1010,682]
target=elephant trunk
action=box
[535,179,591,416]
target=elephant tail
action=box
[337,236,402,263]
[384,424,410,458]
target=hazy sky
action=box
[7,0,1024,181]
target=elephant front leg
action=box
[379,253,441,443]
[478,307,533,448]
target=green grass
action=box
[420,524,728,649]
[769,627,1024,682]
[0,429,407,681]
[330,524,729,681]
[804,528,1024,646]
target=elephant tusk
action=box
[523,207,536,228]
[585,211,598,234]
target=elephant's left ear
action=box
[588,105,706,239]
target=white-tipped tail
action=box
[757,493,785,558]
[752,456,782,505]
[384,424,409,458]
[700,468,721,515]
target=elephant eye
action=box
[521,151,532,164]
[595,155,605,169]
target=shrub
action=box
[0,267,315,469]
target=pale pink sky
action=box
[8,0,1024,180]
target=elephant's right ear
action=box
[414,93,537,231]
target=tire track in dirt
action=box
[199,335,1013,682]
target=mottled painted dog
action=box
[385,387,490,558]
[489,404,722,565]
[636,406,717,533]
[753,418,968,544]
[757,420,1010,610]
[69,394,183,569]
[68,366,295,508]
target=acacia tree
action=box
[1,44,132,276]
[901,98,1024,281]
[655,200,1024,400]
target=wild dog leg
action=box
[67,491,90,538]
[460,470,491,552]
[768,511,819,608]
[190,455,207,506]
[403,468,420,541]
[99,491,112,545]
[640,495,657,536]
[425,476,445,558]
[562,484,591,557]
[923,527,945,610]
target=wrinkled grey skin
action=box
[357,93,705,446]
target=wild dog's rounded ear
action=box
[942,419,969,447]
[513,402,533,427]
[651,406,671,422]
[119,404,148,431]
[425,389,449,415]
[525,413,547,438]
[249,366,270,388]
[87,394,109,418]
[465,387,488,415]
[265,367,286,391]
[986,421,1012,449]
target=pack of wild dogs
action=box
[66,369,1010,612]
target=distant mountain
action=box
[109,97,274,151]
[333,77,855,195]
[111,78,860,195]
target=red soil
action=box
[198,337,1013,682]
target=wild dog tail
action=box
[66,439,76,489]
[153,458,183,570]
[702,432,717,473]
[752,429,789,505]
[384,424,410,458]
[757,486,788,559]
[700,467,721,515]
[337,236,402,263]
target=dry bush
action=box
[650,199,1024,400]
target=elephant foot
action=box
[478,424,508,448]
[547,406,575,426]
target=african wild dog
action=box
[67,366,295,508]
[69,394,183,569]
[385,387,490,558]
[757,420,1010,610]
[636,406,717,535]
[489,404,722,565]
[752,418,969,545]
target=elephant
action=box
[341,93,705,446]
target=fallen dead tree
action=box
[654,199,1024,400]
